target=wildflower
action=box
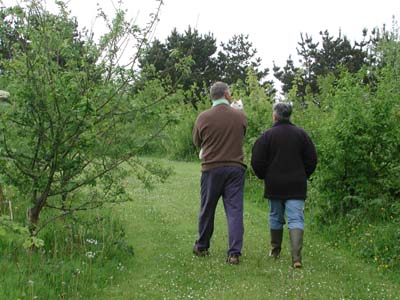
[117,263,125,271]
[86,251,96,259]
[86,238,98,245]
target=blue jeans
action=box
[268,199,304,230]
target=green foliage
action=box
[273,26,389,105]
[139,26,217,106]
[235,69,274,157]
[127,158,174,190]
[162,104,198,161]
[0,1,170,233]
[351,222,400,270]
[294,35,400,270]
[0,215,30,247]
[139,28,273,107]
[23,235,45,249]
[318,219,400,272]
[313,66,399,222]
[0,210,134,299]
[160,85,210,161]
[217,34,271,89]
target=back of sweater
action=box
[193,104,247,172]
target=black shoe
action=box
[192,245,209,257]
[226,254,240,265]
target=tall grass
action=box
[0,209,133,299]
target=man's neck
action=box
[212,98,230,107]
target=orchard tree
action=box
[0,0,172,236]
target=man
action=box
[192,81,247,265]
[251,102,317,268]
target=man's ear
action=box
[224,91,232,102]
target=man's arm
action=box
[251,135,268,179]
[192,118,201,148]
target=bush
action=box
[312,65,400,223]
[162,102,200,161]
[301,37,400,271]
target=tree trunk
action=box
[28,194,48,236]
[28,206,41,236]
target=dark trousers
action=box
[195,166,245,256]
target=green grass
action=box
[92,160,399,300]
[0,210,134,299]
[1,159,398,299]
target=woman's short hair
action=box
[273,102,292,121]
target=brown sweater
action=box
[193,104,247,171]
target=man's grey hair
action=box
[273,102,293,121]
[210,81,229,100]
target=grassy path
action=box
[97,160,399,300]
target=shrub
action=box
[312,65,400,223]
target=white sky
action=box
[2,0,400,72]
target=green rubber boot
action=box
[289,229,303,268]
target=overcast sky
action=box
[2,0,399,71]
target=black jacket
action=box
[251,121,317,200]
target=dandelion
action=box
[28,280,34,285]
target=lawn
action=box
[92,160,399,300]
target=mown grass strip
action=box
[98,159,399,300]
